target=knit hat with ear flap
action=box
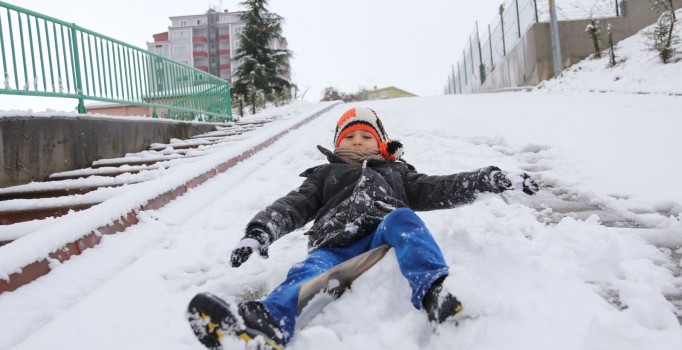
[333,107,404,161]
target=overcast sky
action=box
[4,0,503,110]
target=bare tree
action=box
[585,19,602,58]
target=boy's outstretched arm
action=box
[404,166,538,211]
[230,174,322,268]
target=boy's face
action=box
[337,130,379,151]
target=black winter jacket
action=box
[247,146,502,251]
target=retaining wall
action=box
[478,0,682,91]
[0,116,217,188]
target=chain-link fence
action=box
[445,0,622,94]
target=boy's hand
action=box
[230,228,270,267]
[490,171,539,195]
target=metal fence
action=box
[445,0,622,94]
[0,1,232,121]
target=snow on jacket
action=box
[247,146,502,251]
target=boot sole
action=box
[187,293,284,350]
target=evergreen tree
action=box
[646,0,679,63]
[232,0,292,113]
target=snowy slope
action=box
[537,9,682,95]
[0,92,680,350]
[1,15,682,350]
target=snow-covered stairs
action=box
[0,119,273,229]
[0,102,341,293]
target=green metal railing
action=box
[0,1,232,121]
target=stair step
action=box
[0,202,99,225]
[49,169,146,181]
[91,155,183,168]
[0,184,124,200]
[149,141,215,151]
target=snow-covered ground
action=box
[537,9,682,95]
[1,16,681,350]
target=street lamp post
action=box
[549,0,563,77]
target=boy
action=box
[188,107,538,349]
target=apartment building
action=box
[147,8,290,84]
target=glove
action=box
[490,171,539,195]
[230,227,271,268]
[514,173,540,195]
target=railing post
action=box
[457,62,462,94]
[462,50,468,85]
[0,13,9,88]
[451,65,456,94]
[499,4,507,56]
[476,22,486,84]
[7,9,19,89]
[615,0,620,17]
[515,0,521,38]
[468,36,475,82]
[17,12,29,90]
[457,62,462,93]
[488,24,494,69]
[69,23,86,113]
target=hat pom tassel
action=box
[381,140,404,161]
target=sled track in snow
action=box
[522,183,682,324]
[0,102,341,294]
[475,134,682,324]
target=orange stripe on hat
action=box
[334,124,383,148]
[336,108,358,129]
[334,108,386,144]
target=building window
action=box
[179,20,188,27]
[155,45,164,54]
[173,45,188,54]
[172,30,189,39]
[380,91,388,98]
[197,19,203,25]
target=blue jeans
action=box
[259,208,449,344]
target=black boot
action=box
[422,277,463,323]
[187,293,285,350]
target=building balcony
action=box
[220,64,231,70]
[195,65,209,72]
[192,36,208,43]
[218,34,230,41]
[219,49,230,56]
[193,51,208,58]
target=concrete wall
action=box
[0,116,217,188]
[623,0,682,32]
[479,0,682,91]
[86,105,156,118]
